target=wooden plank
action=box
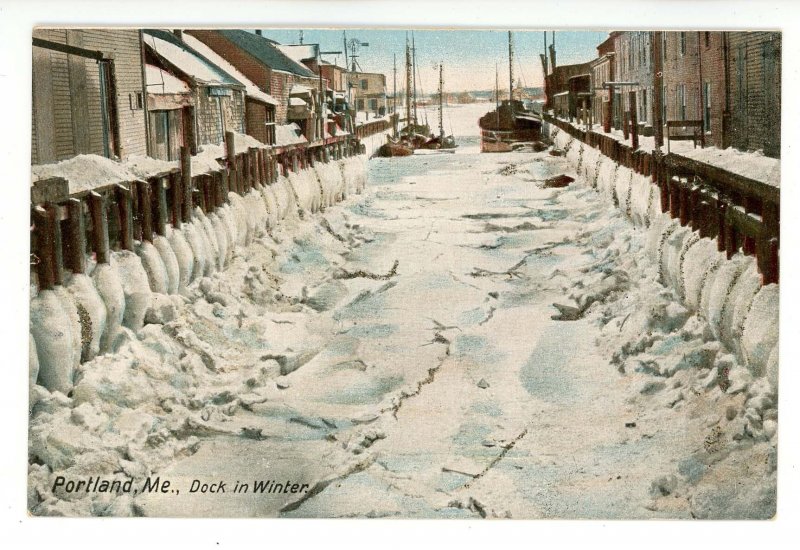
[88,191,110,264]
[65,198,87,274]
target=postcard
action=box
[27,25,779,520]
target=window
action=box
[704,32,711,48]
[662,32,667,62]
[360,79,368,90]
[662,85,667,122]
[357,98,365,110]
[703,82,711,132]
[369,98,378,111]
[129,92,144,110]
[679,32,686,56]
[677,83,686,120]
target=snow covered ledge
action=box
[545,123,778,390]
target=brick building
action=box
[31,29,148,164]
[727,32,781,157]
[544,62,591,111]
[144,30,246,150]
[182,33,278,146]
[188,30,323,142]
[613,31,656,135]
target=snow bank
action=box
[546,125,778,381]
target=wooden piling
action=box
[116,184,134,251]
[170,171,182,229]
[88,191,110,264]
[65,198,87,274]
[181,146,193,222]
[154,177,168,236]
[32,205,61,289]
[225,131,237,193]
[629,91,638,150]
[138,179,153,243]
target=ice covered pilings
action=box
[546,123,778,380]
[29,154,368,395]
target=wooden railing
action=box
[30,121,389,291]
[544,113,779,285]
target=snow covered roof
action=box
[275,123,308,147]
[145,64,190,95]
[213,30,317,78]
[290,84,313,96]
[143,30,242,87]
[182,33,277,106]
[289,97,307,107]
[276,44,319,65]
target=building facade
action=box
[727,31,781,157]
[32,28,148,164]
[187,30,322,141]
[144,30,246,152]
[348,71,387,116]
[613,31,656,135]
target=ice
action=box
[137,240,169,294]
[153,234,180,295]
[111,251,153,332]
[64,273,107,362]
[167,228,194,293]
[30,290,76,393]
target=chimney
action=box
[255,30,263,36]
[174,29,183,40]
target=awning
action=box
[289,97,308,107]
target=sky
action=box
[260,29,609,93]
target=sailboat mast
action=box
[508,31,515,107]
[405,35,412,137]
[393,53,397,136]
[495,63,499,128]
[438,63,444,138]
[412,32,418,129]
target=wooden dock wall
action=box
[544,113,779,285]
[30,118,394,292]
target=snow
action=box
[575,119,780,187]
[144,32,232,86]
[32,155,141,193]
[275,124,308,147]
[680,146,780,188]
[28,104,776,519]
[145,64,190,95]
[182,34,277,106]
